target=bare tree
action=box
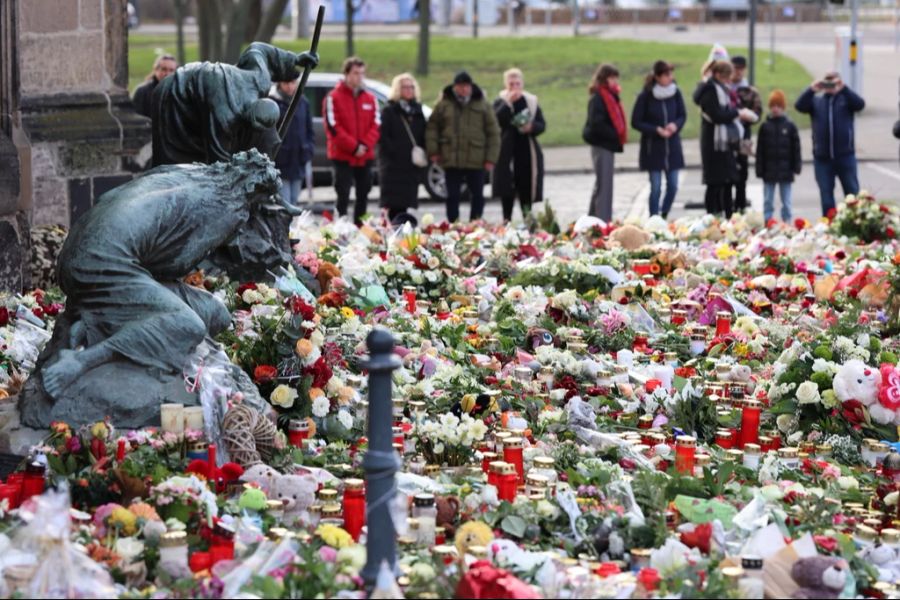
[194,0,293,63]
[416,0,430,75]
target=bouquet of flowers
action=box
[411,412,488,466]
[830,191,900,243]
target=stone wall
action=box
[0,0,151,293]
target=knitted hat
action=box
[768,89,786,109]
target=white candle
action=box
[653,365,675,390]
[160,403,184,434]
[183,407,204,432]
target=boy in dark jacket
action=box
[794,71,865,217]
[756,90,801,224]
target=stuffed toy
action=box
[238,487,268,513]
[875,363,900,425]
[186,459,244,493]
[241,463,281,495]
[859,543,900,582]
[525,327,558,351]
[832,360,881,417]
[435,495,461,537]
[271,472,318,524]
[791,556,848,599]
[608,224,651,251]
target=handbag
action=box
[400,115,429,168]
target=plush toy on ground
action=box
[791,555,848,599]
[833,359,882,420]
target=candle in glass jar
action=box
[487,460,506,488]
[481,451,498,474]
[116,439,127,462]
[412,493,437,547]
[671,309,687,325]
[740,400,762,448]
[496,463,518,502]
[288,419,311,448]
[183,407,204,432]
[503,437,525,484]
[159,531,189,577]
[715,311,732,336]
[160,403,184,434]
[402,286,417,313]
[675,436,696,475]
[342,478,366,542]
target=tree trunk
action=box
[245,0,262,43]
[416,0,429,75]
[255,0,291,43]
[346,0,354,57]
[224,0,254,63]
[196,0,211,61]
[207,0,225,61]
[173,0,186,65]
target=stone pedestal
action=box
[0,0,151,293]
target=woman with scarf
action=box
[493,68,546,222]
[378,73,428,223]
[631,60,686,219]
[694,60,758,218]
[583,64,627,222]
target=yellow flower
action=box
[109,506,137,536]
[91,421,109,440]
[454,521,493,556]
[270,384,298,409]
[715,244,736,260]
[316,523,353,548]
[340,307,355,319]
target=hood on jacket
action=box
[442,83,485,103]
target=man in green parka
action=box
[426,71,501,222]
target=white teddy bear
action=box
[832,359,881,417]
[240,464,319,525]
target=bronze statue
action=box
[151,43,319,166]
[20,151,280,427]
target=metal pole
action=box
[769,5,775,72]
[360,328,402,591]
[849,0,859,91]
[294,0,310,39]
[748,0,757,86]
[473,0,479,38]
[572,0,580,36]
[508,1,516,33]
[546,3,551,33]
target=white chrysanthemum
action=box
[312,396,330,418]
[337,410,353,430]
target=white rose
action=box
[312,396,330,418]
[270,384,298,409]
[310,329,325,347]
[796,381,821,405]
[242,289,260,304]
[837,476,859,491]
[432,442,445,455]
[337,410,353,430]
[383,263,397,276]
[421,213,434,226]
[427,256,440,269]
[535,500,559,519]
[411,271,424,285]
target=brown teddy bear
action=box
[435,495,461,537]
[608,224,651,251]
[791,555,848,599]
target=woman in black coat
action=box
[378,73,427,222]
[492,68,546,222]
[631,60,686,219]
[694,60,744,218]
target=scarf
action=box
[399,99,413,114]
[707,80,743,152]
[652,82,678,100]
[597,84,627,146]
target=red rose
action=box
[236,282,258,297]
[680,523,712,554]
[814,535,838,553]
[253,365,278,384]
[766,218,777,228]
[888,227,896,238]
[304,356,333,388]
[841,399,866,425]
[31,307,44,320]
[42,302,63,317]
[287,296,316,320]
[0,307,8,326]
[322,210,333,222]
[794,218,807,230]
[880,204,890,213]
[826,207,837,221]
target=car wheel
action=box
[424,162,469,202]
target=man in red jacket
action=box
[323,57,381,225]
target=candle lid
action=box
[481,451,498,460]
[568,342,588,352]
[675,435,696,448]
[321,503,342,517]
[402,285,417,293]
[638,415,654,424]
[716,311,731,318]
[504,437,524,449]
[414,493,435,507]
[725,449,744,462]
[489,460,509,474]
[528,492,547,501]
[855,524,878,541]
[744,443,761,455]
[424,464,441,475]
[308,504,322,515]
[715,429,733,439]
[407,518,420,530]
[778,447,799,458]
[344,478,365,491]
[630,548,651,558]
[318,489,338,501]
[160,531,187,547]
[268,527,290,541]
[815,443,833,454]
[759,435,773,445]
[289,418,310,431]
[434,544,458,557]
[266,499,285,511]
[881,528,900,543]
[743,399,762,410]
[533,456,555,468]
[695,454,712,466]
[526,474,550,487]
[722,566,744,581]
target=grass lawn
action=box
[129,34,811,146]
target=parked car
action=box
[127,2,139,29]
[303,73,469,202]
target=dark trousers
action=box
[333,160,372,225]
[445,168,485,223]
[705,183,734,218]
[814,154,860,216]
[733,154,749,213]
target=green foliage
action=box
[129,35,811,146]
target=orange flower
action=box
[650,264,661,275]
[129,502,161,522]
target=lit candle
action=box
[674,436,696,475]
[715,311,732,337]
[160,403,185,434]
[342,478,366,542]
[403,286,417,314]
[183,407,204,432]
[503,437,525,485]
[739,400,762,448]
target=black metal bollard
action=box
[360,328,402,592]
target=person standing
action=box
[132,54,177,118]
[493,68,546,222]
[794,71,865,217]
[426,71,501,222]
[323,57,381,225]
[270,74,315,207]
[378,73,427,222]
[728,56,762,214]
[756,90,801,224]
[631,60,686,219]
[694,61,757,218]
[583,64,627,222]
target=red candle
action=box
[288,419,310,448]
[645,379,661,393]
[487,460,505,488]
[342,478,366,541]
[20,462,45,501]
[209,521,235,565]
[633,333,649,353]
[674,436,696,475]
[481,451,498,474]
[496,464,518,502]
[502,437,525,485]
[403,286,417,313]
[715,311,731,337]
[671,309,687,325]
[189,551,212,573]
[116,439,127,462]
[207,443,217,482]
[715,430,734,449]
[392,426,404,448]
[0,483,21,509]
[739,400,762,448]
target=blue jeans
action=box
[281,179,303,206]
[814,155,859,216]
[763,182,793,223]
[648,169,679,217]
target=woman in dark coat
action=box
[694,60,742,218]
[631,60,686,219]
[378,73,427,222]
[492,68,546,222]
[583,64,627,222]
